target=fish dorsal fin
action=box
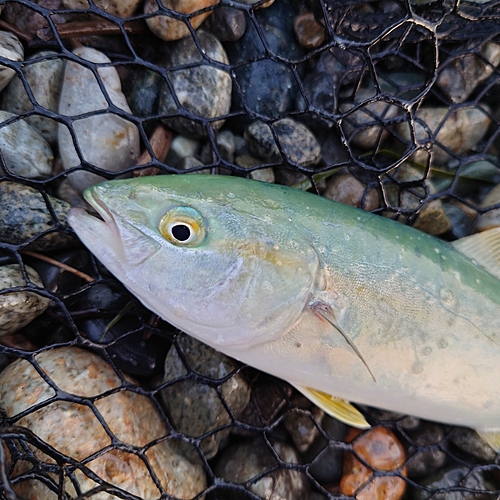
[294,385,371,429]
[476,429,500,453]
[451,227,500,280]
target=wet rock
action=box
[1,51,64,145]
[204,6,246,42]
[125,67,162,118]
[405,422,448,479]
[0,346,207,499]
[396,105,492,166]
[144,0,219,42]
[323,170,380,210]
[442,201,476,239]
[293,12,325,49]
[0,31,24,93]
[448,427,497,462]
[214,438,309,499]
[413,465,496,500]
[166,134,201,168]
[58,46,140,192]
[0,111,53,178]
[62,0,142,17]
[200,129,235,164]
[245,118,321,167]
[2,0,66,37]
[0,264,50,337]
[235,155,276,183]
[160,334,251,459]
[437,42,500,104]
[178,156,210,173]
[475,183,500,231]
[79,283,169,377]
[0,181,77,251]
[158,30,231,138]
[340,426,407,500]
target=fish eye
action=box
[159,207,206,246]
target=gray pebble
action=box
[200,129,236,164]
[245,118,321,167]
[58,46,140,192]
[476,183,500,231]
[161,334,250,459]
[1,51,64,145]
[166,135,201,168]
[0,110,53,178]
[158,30,231,138]
[204,6,247,42]
[0,264,50,336]
[214,438,309,499]
[448,427,497,462]
[0,181,77,250]
[235,155,276,183]
[0,31,24,93]
[178,156,211,174]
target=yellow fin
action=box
[476,429,500,453]
[294,385,371,429]
[452,227,500,280]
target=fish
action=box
[68,174,500,450]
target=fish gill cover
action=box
[1,0,500,499]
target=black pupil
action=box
[172,224,192,242]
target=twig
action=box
[0,20,33,42]
[21,250,95,283]
[134,125,173,177]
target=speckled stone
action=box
[0,31,24,93]
[323,170,380,211]
[340,426,407,500]
[203,6,246,42]
[62,0,142,16]
[0,264,50,337]
[245,118,321,167]
[0,346,207,500]
[0,110,53,178]
[58,46,140,192]
[158,30,231,138]
[437,42,500,104]
[396,105,492,166]
[161,334,250,459]
[0,181,77,251]
[214,438,309,499]
[1,51,64,145]
[144,0,219,42]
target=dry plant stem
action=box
[37,19,147,41]
[0,20,33,42]
[21,250,95,283]
[134,125,173,177]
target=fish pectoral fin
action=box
[294,385,371,429]
[476,429,500,453]
[452,227,500,280]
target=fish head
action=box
[68,175,319,349]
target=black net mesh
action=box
[1,0,500,498]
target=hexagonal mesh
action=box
[1,0,500,499]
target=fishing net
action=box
[1,0,500,498]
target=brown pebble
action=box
[293,12,325,49]
[340,426,407,500]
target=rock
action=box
[0,181,77,251]
[0,264,50,337]
[203,6,246,42]
[476,183,500,231]
[1,51,64,145]
[245,118,321,167]
[2,0,66,37]
[125,67,162,118]
[200,129,235,164]
[158,30,231,138]
[0,111,53,178]
[323,170,380,210]
[412,465,497,500]
[166,135,201,168]
[214,438,309,499]
[0,346,207,500]
[340,426,407,500]
[58,46,140,192]
[235,155,276,183]
[448,427,498,462]
[62,0,142,16]
[0,31,24,93]
[437,42,500,104]
[396,105,492,166]
[144,0,219,41]
[293,12,325,49]
[178,156,211,173]
[160,334,250,459]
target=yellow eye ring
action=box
[159,207,206,246]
